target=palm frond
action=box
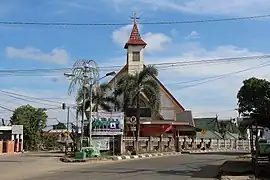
[141,77,160,92]
[138,65,158,84]
[100,103,112,112]
[99,83,111,92]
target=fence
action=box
[114,137,251,155]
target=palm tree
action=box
[76,83,119,118]
[115,65,160,144]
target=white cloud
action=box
[108,0,270,16]
[112,25,172,53]
[186,31,200,39]
[6,46,70,64]
[143,32,172,53]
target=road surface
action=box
[22,152,244,180]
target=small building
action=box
[0,125,23,153]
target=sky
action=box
[1,0,270,126]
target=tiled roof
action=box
[124,23,147,49]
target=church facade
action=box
[108,20,196,137]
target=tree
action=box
[115,65,160,143]
[10,105,47,151]
[237,77,270,128]
[76,83,118,117]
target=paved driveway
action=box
[25,152,245,180]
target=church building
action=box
[108,16,196,137]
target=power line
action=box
[0,54,269,76]
[166,60,270,88]
[0,14,269,27]
[0,89,63,105]
[0,92,61,107]
[195,109,237,116]
[0,104,14,112]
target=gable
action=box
[153,76,185,111]
[107,64,128,86]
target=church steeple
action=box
[125,12,146,74]
[124,12,147,49]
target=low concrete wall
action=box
[119,137,251,154]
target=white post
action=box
[21,134,24,152]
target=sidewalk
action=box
[0,152,85,180]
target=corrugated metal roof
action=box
[196,131,223,139]
[194,118,219,131]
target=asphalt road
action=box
[24,152,245,180]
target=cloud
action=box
[143,32,172,53]
[108,0,270,16]
[186,31,200,39]
[112,25,172,53]
[6,46,70,64]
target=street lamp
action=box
[88,71,116,145]
[64,69,116,150]
[64,65,90,151]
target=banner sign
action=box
[92,137,110,150]
[91,112,124,136]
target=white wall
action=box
[127,45,144,74]
[159,90,178,120]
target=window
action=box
[132,52,140,61]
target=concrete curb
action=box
[0,152,22,156]
[114,152,181,160]
[61,151,182,163]
[182,149,250,154]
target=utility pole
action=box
[88,83,93,145]
[64,60,100,151]
[65,106,70,155]
[81,66,88,151]
[88,71,116,147]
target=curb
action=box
[61,151,181,163]
[114,151,181,160]
[0,152,22,157]
[183,149,250,154]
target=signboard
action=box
[92,137,110,150]
[201,129,207,135]
[12,125,23,134]
[91,112,124,136]
[129,116,136,124]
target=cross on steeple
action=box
[131,12,140,24]
[124,12,146,49]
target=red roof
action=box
[124,23,147,49]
